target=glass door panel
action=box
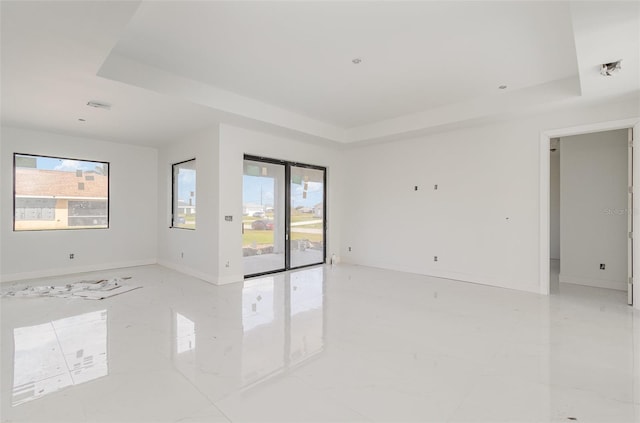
[243,159,286,276]
[289,166,325,269]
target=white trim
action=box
[216,274,244,285]
[539,117,640,308]
[343,262,541,294]
[539,132,551,295]
[156,259,218,285]
[559,274,627,292]
[155,261,242,286]
[634,123,640,309]
[0,259,156,283]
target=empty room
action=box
[1,1,639,422]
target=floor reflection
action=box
[240,267,325,386]
[242,275,285,385]
[175,313,196,354]
[167,266,327,398]
[290,267,324,365]
[12,310,108,406]
[242,276,278,332]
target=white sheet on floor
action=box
[1,277,141,300]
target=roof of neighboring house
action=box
[15,168,108,199]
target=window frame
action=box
[13,153,110,232]
[171,158,196,230]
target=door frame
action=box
[538,117,640,309]
[243,154,327,278]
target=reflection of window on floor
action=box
[175,313,196,354]
[290,267,324,315]
[242,276,283,385]
[290,267,324,365]
[242,277,276,332]
[12,310,108,406]
[241,267,324,386]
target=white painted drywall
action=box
[217,124,343,284]
[0,126,158,281]
[340,97,638,294]
[559,130,628,291]
[156,126,219,283]
[550,147,561,260]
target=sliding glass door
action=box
[242,159,286,276]
[243,156,326,277]
[289,165,325,268]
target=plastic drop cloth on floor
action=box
[1,277,142,300]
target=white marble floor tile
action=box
[2,263,639,422]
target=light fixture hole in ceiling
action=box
[86,101,112,110]
[600,60,622,76]
[352,58,362,64]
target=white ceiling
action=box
[2,1,639,147]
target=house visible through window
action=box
[13,153,109,231]
[172,159,196,229]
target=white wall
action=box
[156,126,219,282]
[0,126,158,281]
[155,124,342,285]
[559,130,628,290]
[550,147,561,260]
[217,124,343,284]
[341,97,638,294]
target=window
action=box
[172,159,196,229]
[13,154,109,231]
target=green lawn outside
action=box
[243,229,274,247]
[290,231,323,243]
[175,214,196,230]
[242,211,323,246]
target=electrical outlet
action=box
[414,186,418,191]
[69,253,74,259]
[434,256,438,262]
[180,252,184,259]
[225,261,230,268]
[348,247,352,252]
[600,263,606,270]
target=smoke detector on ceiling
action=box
[600,60,622,76]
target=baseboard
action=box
[156,260,244,286]
[0,259,157,283]
[156,259,217,284]
[559,273,626,291]
[341,260,540,294]
[216,273,244,285]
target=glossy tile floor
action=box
[1,264,639,422]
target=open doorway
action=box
[540,119,640,308]
[549,130,630,302]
